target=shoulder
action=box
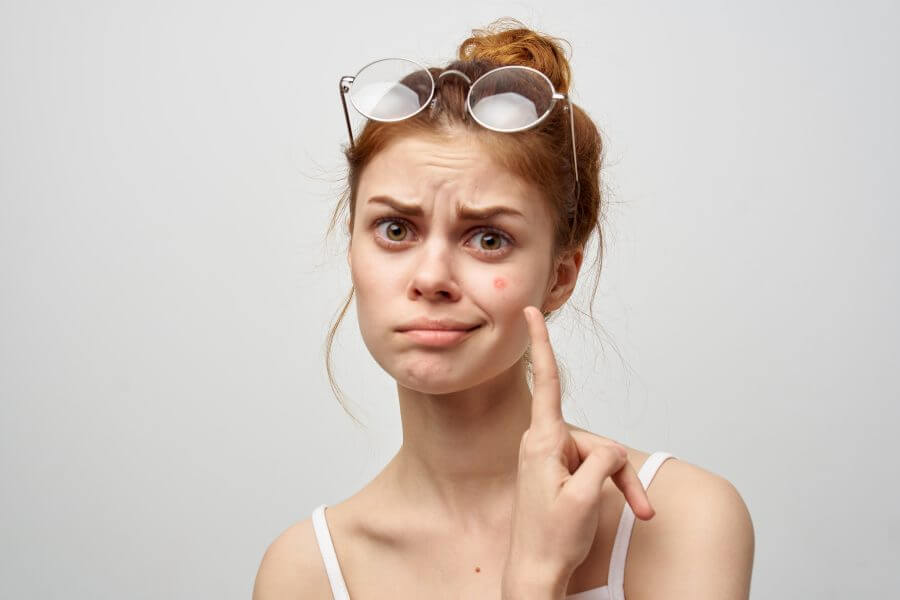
[627,457,755,600]
[252,515,334,600]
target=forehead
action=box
[357,133,547,220]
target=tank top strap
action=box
[311,504,351,600]
[606,451,677,600]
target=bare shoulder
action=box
[635,455,754,539]
[627,456,756,600]
[560,424,754,597]
[252,516,333,600]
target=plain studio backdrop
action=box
[1,1,898,598]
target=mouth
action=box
[400,324,481,347]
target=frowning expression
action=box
[347,131,561,393]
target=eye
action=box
[372,217,514,257]
[469,228,511,254]
[376,218,411,243]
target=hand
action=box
[502,306,656,594]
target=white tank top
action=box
[312,451,677,600]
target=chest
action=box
[338,533,508,600]
[335,495,625,600]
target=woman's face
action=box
[348,131,577,394]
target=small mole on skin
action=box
[475,567,481,573]
[493,277,506,290]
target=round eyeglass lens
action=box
[468,67,555,131]
[349,58,434,121]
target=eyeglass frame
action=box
[338,57,580,198]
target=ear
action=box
[542,247,584,313]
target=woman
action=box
[254,19,754,600]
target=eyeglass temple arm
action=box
[563,95,580,199]
[339,76,355,148]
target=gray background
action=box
[2,0,898,598]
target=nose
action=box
[406,238,462,302]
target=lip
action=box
[396,317,482,332]
[400,325,481,347]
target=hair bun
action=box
[457,17,572,93]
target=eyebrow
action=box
[366,195,526,221]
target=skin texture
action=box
[346,129,584,534]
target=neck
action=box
[384,357,534,531]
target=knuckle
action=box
[519,433,538,457]
[592,444,625,468]
[522,432,560,460]
[523,440,549,460]
[521,443,538,461]
[604,442,627,460]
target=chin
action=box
[395,366,474,395]
[379,352,471,391]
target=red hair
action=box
[323,18,610,426]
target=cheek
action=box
[490,275,535,301]
[486,272,545,312]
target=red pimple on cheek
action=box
[493,277,507,290]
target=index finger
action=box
[569,430,656,521]
[523,305,563,431]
